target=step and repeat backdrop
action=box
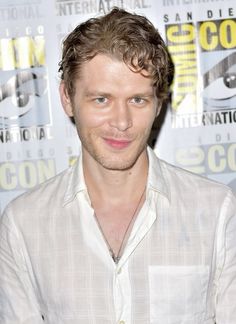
[0,0,235,213]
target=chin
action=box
[102,162,135,171]
[83,139,147,170]
[96,154,140,171]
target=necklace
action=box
[94,186,146,264]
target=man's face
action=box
[60,54,159,171]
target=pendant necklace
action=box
[94,186,146,264]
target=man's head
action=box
[59,8,173,171]
[58,7,173,102]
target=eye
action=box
[130,97,146,105]
[94,97,108,104]
[12,91,30,107]
[202,53,236,102]
[202,74,236,100]
[223,73,236,89]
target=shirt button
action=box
[117,268,122,274]
[119,321,125,324]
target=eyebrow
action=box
[131,92,155,98]
[84,91,111,98]
[84,91,155,98]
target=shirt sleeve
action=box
[215,189,236,323]
[0,207,44,323]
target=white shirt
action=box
[0,147,236,324]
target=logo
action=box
[0,33,51,129]
[166,17,236,127]
[202,52,236,111]
[0,71,48,127]
[0,158,56,191]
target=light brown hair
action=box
[58,7,173,101]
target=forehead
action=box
[76,54,154,93]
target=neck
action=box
[82,149,149,204]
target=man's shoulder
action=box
[159,157,234,200]
[3,165,73,217]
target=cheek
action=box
[76,110,109,129]
[135,111,156,129]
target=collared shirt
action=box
[0,147,236,324]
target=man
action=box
[0,7,235,324]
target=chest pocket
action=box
[149,265,209,324]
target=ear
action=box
[59,82,74,117]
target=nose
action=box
[109,101,132,131]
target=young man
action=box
[0,7,235,324]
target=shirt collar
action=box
[63,146,170,206]
[63,153,87,206]
[147,146,171,202]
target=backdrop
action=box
[0,0,236,213]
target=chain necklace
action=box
[94,186,146,264]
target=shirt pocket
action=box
[149,265,209,324]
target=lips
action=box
[103,137,131,149]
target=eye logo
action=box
[202,52,236,109]
[0,71,47,121]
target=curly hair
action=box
[58,7,173,101]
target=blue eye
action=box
[131,97,145,104]
[95,97,108,104]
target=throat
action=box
[94,212,135,263]
[93,187,146,263]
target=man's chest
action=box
[24,209,217,323]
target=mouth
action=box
[103,137,132,149]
